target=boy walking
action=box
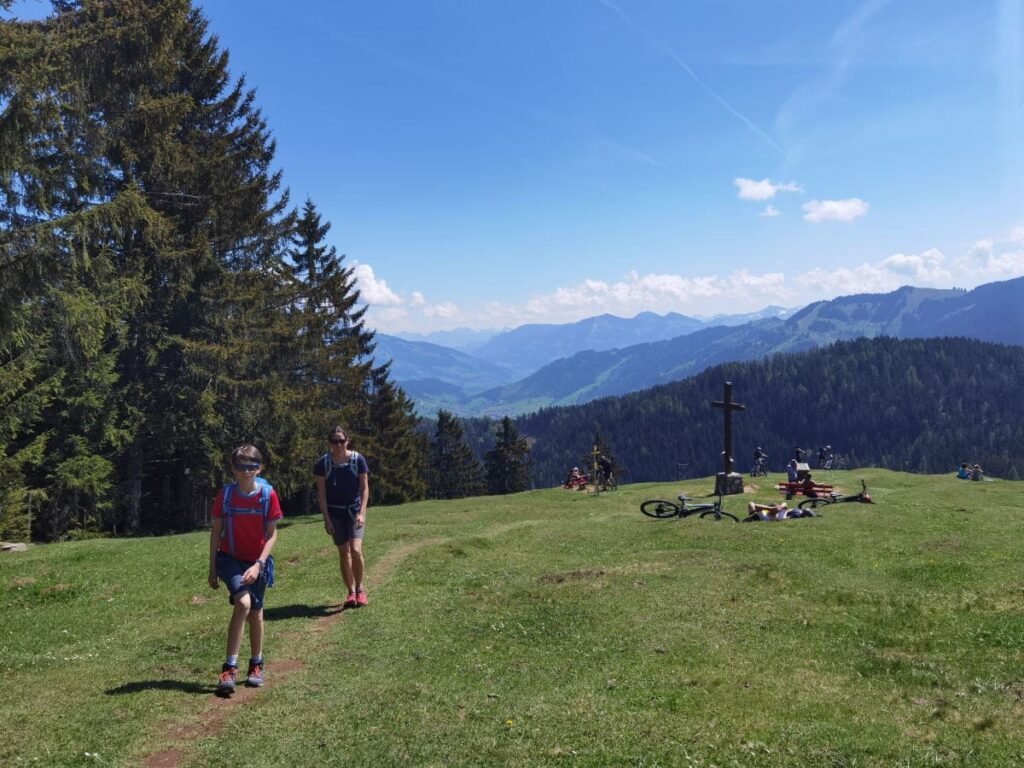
[208,444,282,695]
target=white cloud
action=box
[734,177,803,201]
[360,224,1024,334]
[760,205,782,217]
[794,227,1024,299]
[352,263,402,305]
[802,198,869,222]
[423,301,464,321]
[370,306,409,327]
[881,248,951,283]
[954,229,1024,278]
[521,269,790,321]
[965,239,995,263]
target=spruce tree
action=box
[1,1,294,536]
[484,417,532,495]
[280,198,377,501]
[428,410,484,500]
[365,367,428,505]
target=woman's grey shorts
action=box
[329,511,365,546]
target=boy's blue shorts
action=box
[216,552,268,611]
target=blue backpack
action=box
[320,451,364,517]
[221,480,276,587]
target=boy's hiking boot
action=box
[216,664,238,696]
[245,659,264,687]
[343,591,357,609]
[355,589,368,607]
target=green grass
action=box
[3,469,1024,767]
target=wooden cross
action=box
[711,381,745,475]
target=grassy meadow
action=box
[2,469,1023,767]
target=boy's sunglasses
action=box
[234,462,261,472]
[329,437,347,445]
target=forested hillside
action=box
[453,278,1024,416]
[0,2,424,541]
[476,337,1024,487]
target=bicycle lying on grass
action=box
[795,479,874,513]
[640,492,738,522]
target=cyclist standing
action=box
[596,453,614,488]
[753,446,768,475]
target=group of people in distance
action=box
[742,448,826,521]
[778,445,837,471]
[563,466,587,489]
[956,462,985,481]
[207,426,370,696]
[562,453,614,490]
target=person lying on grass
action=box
[746,501,815,521]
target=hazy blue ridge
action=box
[372,334,518,393]
[419,276,1024,417]
[391,326,502,353]
[468,311,708,376]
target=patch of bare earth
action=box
[140,536,446,768]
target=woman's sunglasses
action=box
[329,437,348,445]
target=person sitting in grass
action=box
[801,473,819,498]
[971,463,984,481]
[956,463,971,480]
[208,444,282,696]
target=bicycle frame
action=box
[797,480,873,512]
[640,492,738,522]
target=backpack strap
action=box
[221,481,274,560]
[222,483,237,558]
[323,451,363,517]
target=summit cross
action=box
[711,381,745,475]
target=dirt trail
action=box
[142,536,445,768]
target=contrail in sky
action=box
[596,0,783,153]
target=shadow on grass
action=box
[105,679,211,696]
[263,602,346,621]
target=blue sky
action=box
[10,1,1024,333]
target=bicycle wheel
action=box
[798,496,832,513]
[699,509,738,522]
[640,499,679,519]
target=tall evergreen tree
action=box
[365,368,428,505]
[1,1,294,537]
[428,410,484,500]
[484,417,532,495]
[277,198,379,504]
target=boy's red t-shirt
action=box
[212,485,283,562]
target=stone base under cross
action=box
[714,472,745,496]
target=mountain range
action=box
[375,277,1024,418]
